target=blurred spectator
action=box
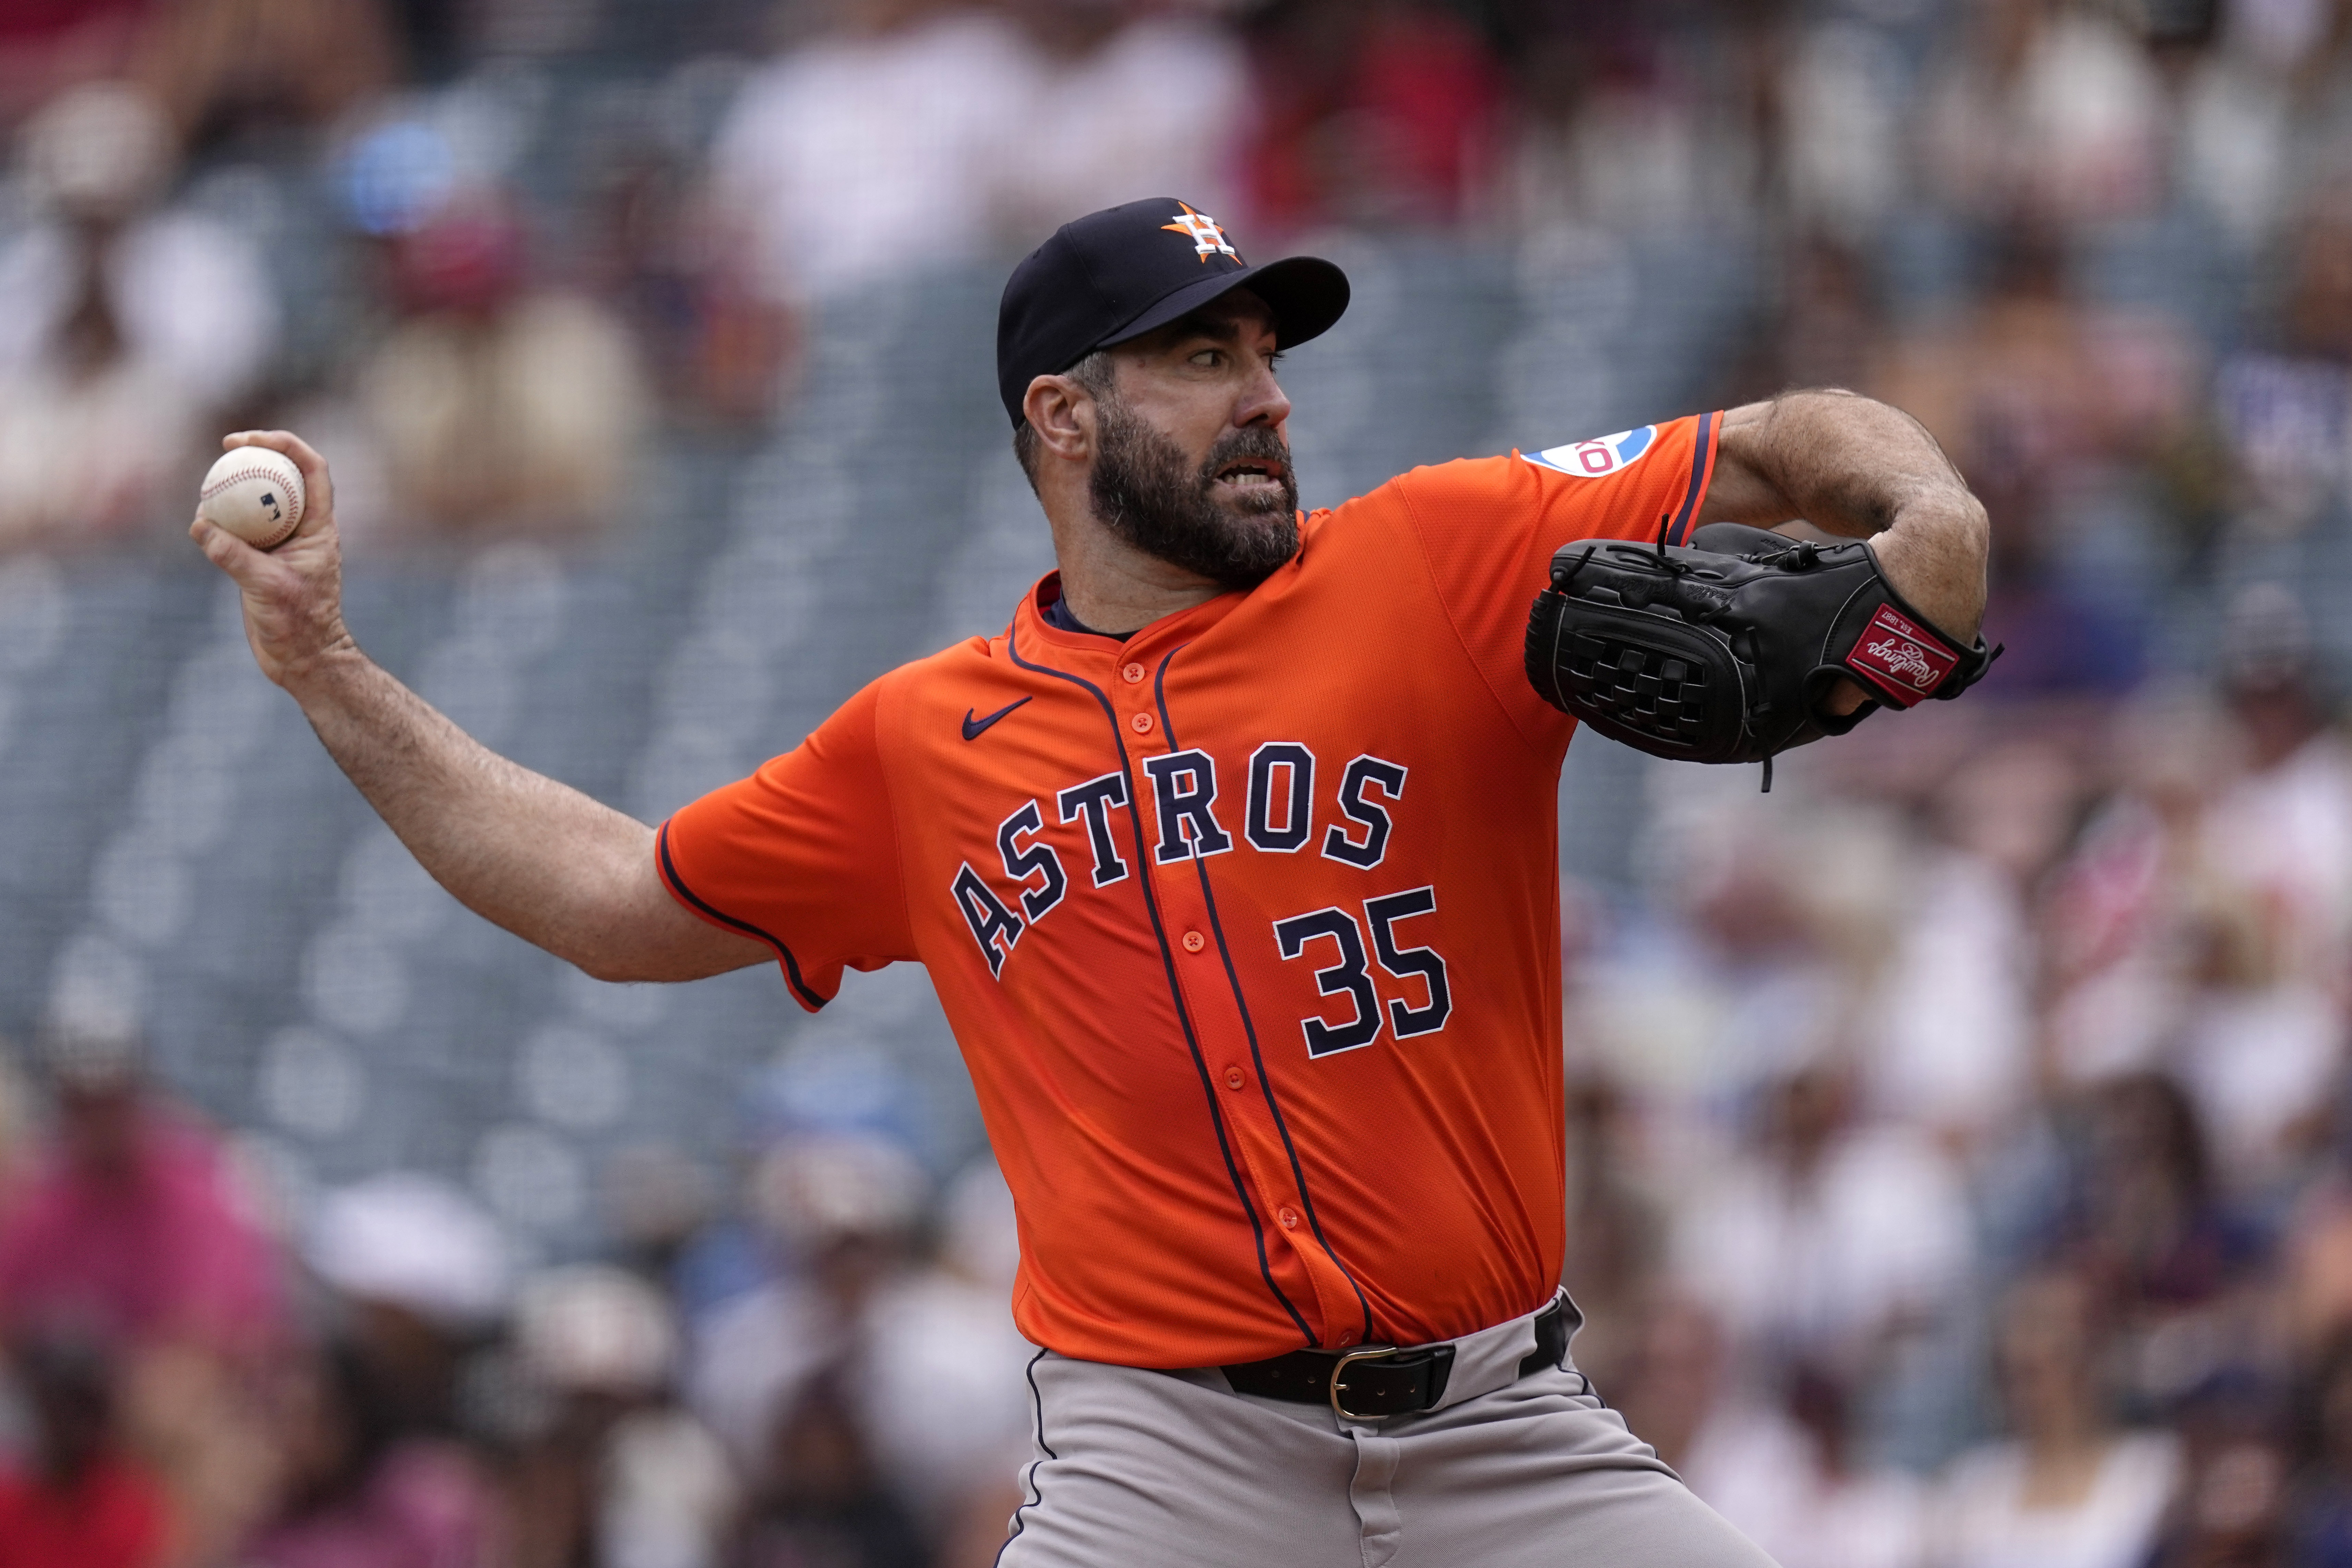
[353,190,650,540]
[1865,741,2079,1145]
[993,0,1249,241]
[2147,1377,2291,1568]
[2213,195,2352,540]
[0,0,147,124]
[1918,0,2167,227]
[1776,19,1910,247]
[1243,0,1504,234]
[589,132,796,431]
[1929,1267,2181,1568]
[2287,1174,2352,1367]
[0,1329,169,1568]
[730,1366,929,1568]
[2179,587,2350,1187]
[1674,1065,1972,1396]
[0,1020,289,1560]
[0,81,278,546]
[1665,824,1848,1107]
[305,1172,511,1436]
[0,1041,30,1197]
[2067,1073,2270,1416]
[494,1265,733,1568]
[1617,1291,1734,1475]
[2289,1337,2352,1566]
[243,1339,490,1568]
[2172,0,2308,248]
[2041,689,2240,1083]
[1632,1285,1930,1568]
[2039,645,2348,1191]
[706,0,1032,303]
[598,1144,722,1287]
[2074,1073,2248,1307]
[1502,12,1731,236]
[688,1133,925,1473]
[1873,220,2199,628]
[1557,1073,1667,1392]
[690,1137,1028,1544]
[128,0,396,155]
[1692,1360,1931,1568]
[1726,234,1891,410]
[0,1020,282,1353]
[2292,13,2352,198]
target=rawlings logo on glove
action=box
[1848,606,1960,702]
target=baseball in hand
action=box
[198,447,305,550]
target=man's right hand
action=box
[188,430,357,691]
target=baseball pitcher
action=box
[193,198,1991,1567]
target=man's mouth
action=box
[1212,457,1286,493]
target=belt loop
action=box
[1517,1295,1571,1379]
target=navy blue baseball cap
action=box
[996,197,1350,426]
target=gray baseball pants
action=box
[995,1292,1780,1568]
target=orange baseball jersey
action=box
[659,412,1722,1368]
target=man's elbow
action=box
[565,927,762,985]
[572,950,648,985]
[568,944,709,985]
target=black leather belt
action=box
[1221,1297,1571,1420]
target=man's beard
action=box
[1088,399,1300,590]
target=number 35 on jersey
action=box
[947,741,1454,1058]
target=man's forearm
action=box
[1706,390,1990,641]
[192,430,767,984]
[286,648,705,981]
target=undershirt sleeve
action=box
[656,678,915,1012]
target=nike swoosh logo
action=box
[962,697,1031,741]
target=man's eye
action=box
[1191,350,1221,367]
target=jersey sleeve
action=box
[1389,412,1721,742]
[656,678,916,1012]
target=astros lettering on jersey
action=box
[659,413,1722,1370]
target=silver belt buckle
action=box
[1329,1344,1401,1421]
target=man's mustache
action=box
[1199,429,1293,484]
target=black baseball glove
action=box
[1524,521,1995,781]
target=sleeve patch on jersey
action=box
[1522,425,1657,479]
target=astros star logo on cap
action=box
[994,196,1347,423]
[1161,202,1240,263]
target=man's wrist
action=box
[278,633,369,705]
[1866,507,1988,644]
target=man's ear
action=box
[1024,375,1095,464]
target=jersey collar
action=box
[1015,570,1246,662]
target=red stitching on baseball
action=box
[202,457,304,541]
[200,462,302,502]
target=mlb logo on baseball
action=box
[1523,426,1657,478]
[1843,605,1958,705]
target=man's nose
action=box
[1237,361,1291,430]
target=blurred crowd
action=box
[0,0,2336,586]
[3,0,2352,1565]
[0,1017,1030,1568]
[1560,592,2352,1568]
